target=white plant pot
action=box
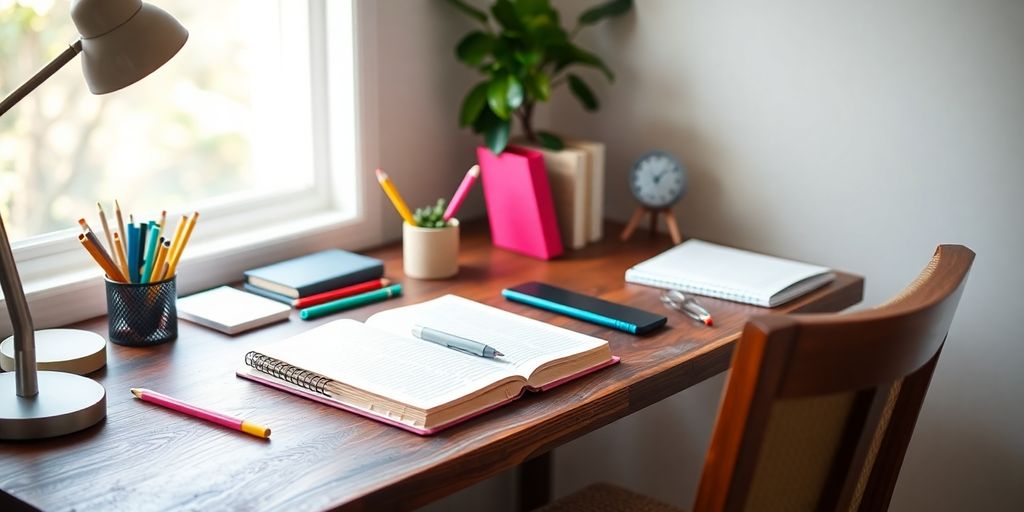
[402,219,459,279]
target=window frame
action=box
[0,0,383,336]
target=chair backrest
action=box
[693,245,974,512]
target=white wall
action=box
[395,1,1024,510]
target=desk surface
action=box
[0,222,862,511]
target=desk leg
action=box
[518,452,552,511]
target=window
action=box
[0,0,377,331]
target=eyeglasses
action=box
[660,290,714,326]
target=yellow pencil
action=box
[114,200,128,267]
[165,212,198,278]
[148,240,171,282]
[79,234,127,282]
[375,168,416,225]
[112,231,130,281]
[158,215,188,280]
[97,202,115,256]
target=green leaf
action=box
[491,0,524,32]
[456,32,495,66]
[515,50,542,67]
[444,0,489,24]
[578,0,633,25]
[485,119,512,154]
[472,106,501,134]
[536,131,565,150]
[568,74,599,111]
[459,82,490,127]
[514,0,554,18]
[553,44,615,81]
[524,71,550,101]
[506,75,524,110]
[487,76,511,119]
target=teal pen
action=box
[139,222,160,283]
[299,284,402,320]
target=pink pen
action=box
[131,388,271,438]
[442,164,481,222]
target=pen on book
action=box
[375,168,416,225]
[299,283,402,321]
[130,388,270,439]
[442,164,480,222]
[411,324,503,358]
[660,290,714,326]
[292,278,391,309]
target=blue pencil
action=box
[140,223,161,283]
[126,223,140,283]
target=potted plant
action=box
[447,0,632,258]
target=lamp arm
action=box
[0,39,83,398]
[0,39,83,118]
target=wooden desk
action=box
[0,222,862,511]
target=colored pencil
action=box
[299,284,402,321]
[126,223,141,283]
[165,212,198,278]
[114,200,128,268]
[292,278,391,309]
[97,202,115,256]
[375,169,416,225]
[149,240,171,283]
[112,231,130,279]
[131,388,270,439]
[157,210,167,239]
[442,164,480,222]
[140,223,161,283]
[78,234,127,282]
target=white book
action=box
[514,140,589,249]
[564,139,605,243]
[177,286,291,335]
[625,240,835,307]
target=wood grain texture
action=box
[0,221,863,511]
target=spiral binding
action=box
[244,351,333,395]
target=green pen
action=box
[299,284,402,320]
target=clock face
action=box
[629,151,687,208]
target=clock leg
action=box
[620,207,646,241]
[649,210,659,237]
[664,209,682,245]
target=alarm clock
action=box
[621,150,686,245]
[629,150,687,209]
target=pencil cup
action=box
[402,219,459,279]
[105,276,178,346]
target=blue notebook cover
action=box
[244,249,384,299]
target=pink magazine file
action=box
[477,145,563,260]
[236,356,619,436]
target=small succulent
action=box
[413,199,452,228]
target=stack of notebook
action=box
[243,249,386,308]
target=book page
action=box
[366,295,609,379]
[254,319,520,410]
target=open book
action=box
[625,240,835,307]
[236,295,617,435]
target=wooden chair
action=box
[538,245,974,512]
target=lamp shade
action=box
[71,0,188,95]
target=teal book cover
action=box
[244,249,384,299]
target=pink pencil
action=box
[131,388,271,438]
[442,164,481,222]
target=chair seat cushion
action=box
[535,483,685,512]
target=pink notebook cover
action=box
[236,355,619,436]
[477,146,563,260]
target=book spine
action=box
[244,351,334,396]
[242,283,296,306]
[294,264,385,298]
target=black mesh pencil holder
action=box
[105,276,178,346]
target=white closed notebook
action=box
[177,286,291,335]
[625,240,835,307]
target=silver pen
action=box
[411,325,504,358]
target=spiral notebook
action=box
[236,295,617,435]
[625,239,835,307]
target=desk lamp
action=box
[0,0,187,439]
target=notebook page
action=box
[254,319,519,410]
[366,295,608,377]
[627,240,831,301]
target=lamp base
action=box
[0,371,106,440]
[0,329,106,375]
